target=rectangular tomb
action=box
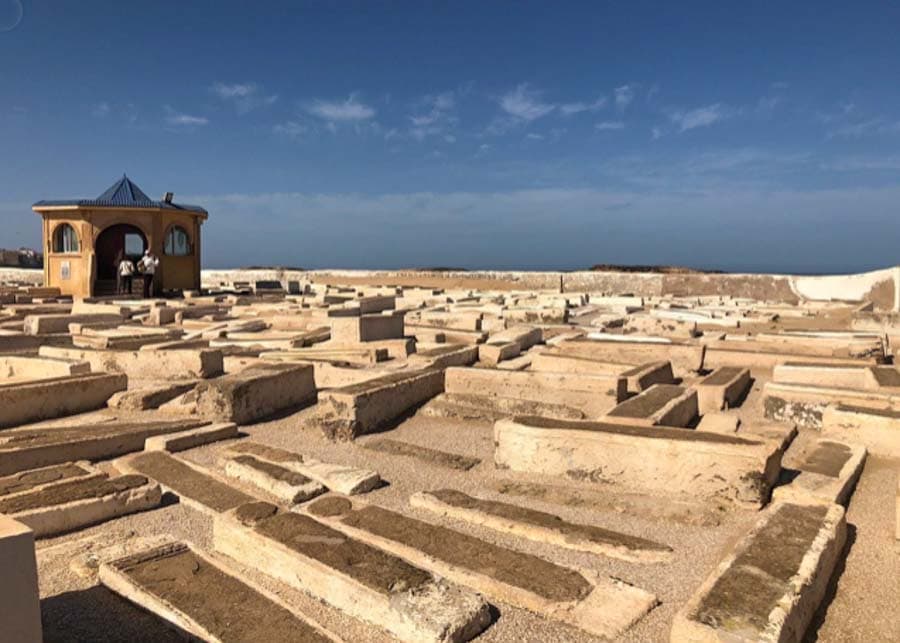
[312,368,444,440]
[0,419,210,476]
[763,381,900,429]
[444,367,626,417]
[671,502,846,643]
[410,489,672,563]
[143,422,238,453]
[162,363,316,424]
[100,541,336,643]
[222,454,326,504]
[554,337,705,375]
[0,516,42,643]
[227,441,381,495]
[695,366,751,414]
[773,439,867,506]
[117,451,255,515]
[773,362,880,390]
[0,473,161,538]
[821,404,900,458]
[494,416,784,507]
[301,495,657,640]
[0,462,96,497]
[606,384,698,427]
[38,345,224,380]
[214,507,491,642]
[0,372,127,430]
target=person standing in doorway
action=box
[138,249,160,298]
[117,253,136,295]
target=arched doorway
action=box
[95,224,147,282]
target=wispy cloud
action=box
[499,84,555,121]
[305,94,375,122]
[614,84,636,111]
[91,102,111,118]
[827,117,900,139]
[822,155,900,172]
[755,96,782,113]
[669,103,729,132]
[595,121,625,131]
[273,120,307,140]
[164,106,209,127]
[211,82,278,113]
[408,91,457,141]
[560,97,607,116]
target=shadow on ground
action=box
[42,585,188,643]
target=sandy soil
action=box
[33,366,899,642]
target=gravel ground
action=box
[33,372,899,642]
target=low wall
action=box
[7,265,898,311]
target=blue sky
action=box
[2,1,899,273]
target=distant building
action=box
[32,175,208,297]
[0,248,42,268]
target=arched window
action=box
[164,226,192,256]
[52,224,79,253]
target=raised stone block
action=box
[764,381,900,429]
[704,341,880,371]
[696,412,740,434]
[0,462,97,497]
[0,355,90,379]
[164,363,316,424]
[312,368,444,440]
[696,366,751,414]
[407,344,479,369]
[773,439,866,506]
[301,496,657,640]
[118,451,255,515]
[363,438,481,471]
[555,337,705,375]
[222,454,326,503]
[227,441,381,495]
[329,309,405,343]
[0,372,127,429]
[214,507,492,642]
[143,422,238,452]
[0,516,42,643]
[822,404,900,458]
[479,325,542,365]
[23,313,123,335]
[606,384,698,427]
[621,360,676,394]
[671,502,846,643]
[107,382,198,411]
[406,324,487,345]
[478,341,521,365]
[0,474,161,538]
[420,392,585,422]
[494,416,783,507]
[444,367,626,417]
[773,361,879,390]
[0,420,210,476]
[39,345,224,380]
[101,541,337,641]
[410,489,672,563]
[260,345,388,365]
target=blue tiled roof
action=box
[32,175,208,214]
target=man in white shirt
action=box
[117,254,136,295]
[137,250,160,298]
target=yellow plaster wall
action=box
[36,207,204,296]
